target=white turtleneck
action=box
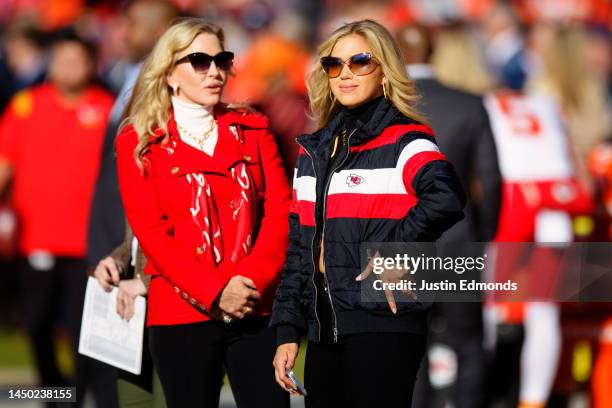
[171,96,218,156]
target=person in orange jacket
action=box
[114,18,291,408]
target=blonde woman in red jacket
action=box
[114,18,290,408]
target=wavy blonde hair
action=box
[119,18,227,170]
[308,19,424,128]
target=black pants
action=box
[149,317,289,408]
[20,257,119,408]
[413,301,486,408]
[304,332,426,408]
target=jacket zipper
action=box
[295,139,323,342]
[297,128,357,343]
[321,128,356,343]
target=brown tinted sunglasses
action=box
[320,52,380,78]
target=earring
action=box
[172,84,179,95]
[382,82,388,99]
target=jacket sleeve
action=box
[108,221,132,277]
[115,128,229,311]
[107,223,152,289]
[471,105,502,241]
[270,210,307,345]
[235,129,291,296]
[393,134,467,242]
[0,99,19,196]
[270,163,309,345]
[0,93,25,169]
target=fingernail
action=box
[355,275,362,281]
[392,307,397,314]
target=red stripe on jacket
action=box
[296,200,315,226]
[350,124,434,153]
[326,193,417,219]
[403,151,447,194]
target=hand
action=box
[93,256,121,292]
[116,278,147,321]
[273,343,300,395]
[218,276,259,319]
[355,251,416,314]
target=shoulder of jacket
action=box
[389,116,435,143]
[115,123,139,149]
[220,106,270,130]
[361,120,436,155]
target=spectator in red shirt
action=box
[0,29,116,407]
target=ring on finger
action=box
[223,314,232,324]
[243,306,253,315]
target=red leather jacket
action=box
[115,107,290,326]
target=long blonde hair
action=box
[120,18,226,170]
[531,25,603,112]
[431,25,494,94]
[527,24,611,175]
[307,19,424,128]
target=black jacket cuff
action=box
[275,324,300,346]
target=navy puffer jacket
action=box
[270,98,466,344]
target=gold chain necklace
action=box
[177,120,217,150]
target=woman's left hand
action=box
[217,275,260,319]
[116,279,147,321]
[355,251,417,314]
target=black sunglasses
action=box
[175,51,234,73]
[320,52,380,78]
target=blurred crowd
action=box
[0,0,611,407]
[0,0,610,175]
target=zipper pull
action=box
[333,328,338,343]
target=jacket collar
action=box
[215,105,269,130]
[153,106,264,177]
[297,97,401,158]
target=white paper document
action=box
[78,276,146,375]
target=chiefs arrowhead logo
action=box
[346,174,365,187]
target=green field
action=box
[0,329,74,385]
[0,329,306,386]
